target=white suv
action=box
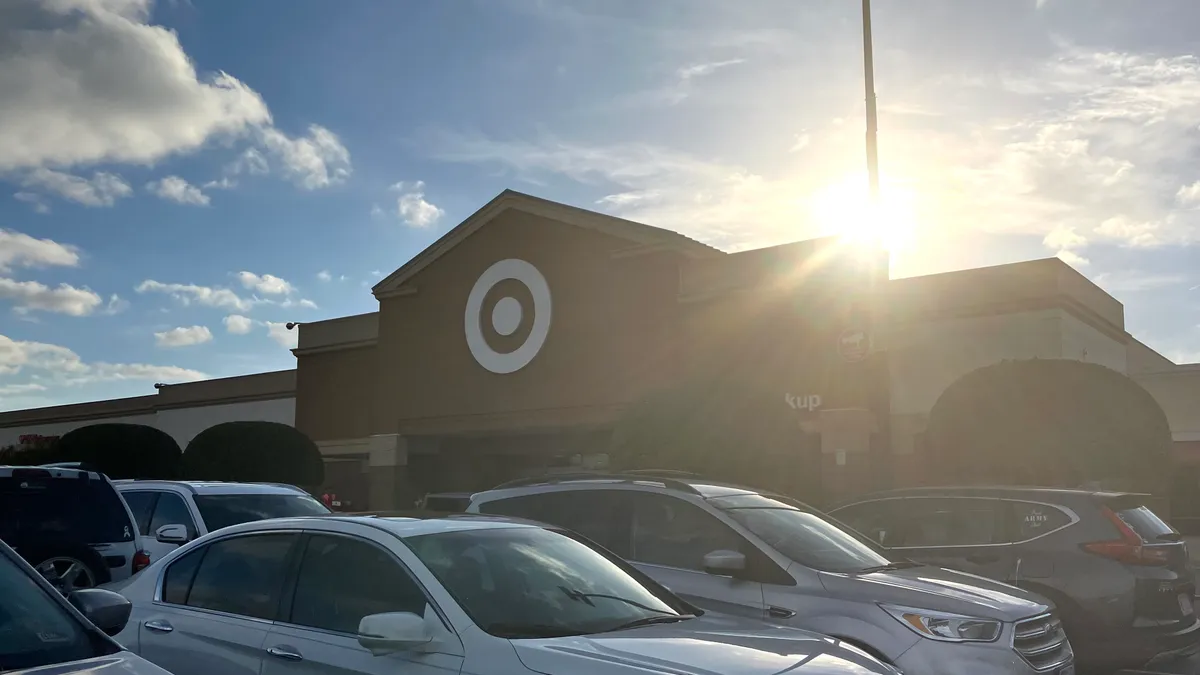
[113,481,329,563]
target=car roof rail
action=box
[622,469,704,478]
[490,471,702,495]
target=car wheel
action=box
[24,544,111,595]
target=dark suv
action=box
[829,486,1199,671]
[0,466,146,593]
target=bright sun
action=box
[809,173,917,252]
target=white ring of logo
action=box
[464,259,552,374]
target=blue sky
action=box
[3,0,1200,410]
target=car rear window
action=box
[0,474,134,544]
[193,494,330,532]
[1111,502,1178,543]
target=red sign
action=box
[18,434,59,445]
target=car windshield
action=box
[407,527,690,639]
[712,494,893,573]
[0,548,116,670]
[0,474,134,544]
[193,494,330,531]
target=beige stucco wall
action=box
[1135,367,1200,442]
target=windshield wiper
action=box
[858,560,922,573]
[607,614,695,632]
[558,587,674,614]
[486,623,587,639]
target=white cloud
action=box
[265,321,298,349]
[1092,271,1188,293]
[236,271,294,295]
[229,147,269,176]
[0,278,102,316]
[789,134,810,153]
[202,177,237,191]
[223,314,254,334]
[677,59,745,81]
[1055,249,1090,267]
[0,333,206,387]
[0,230,80,273]
[1178,181,1200,205]
[390,180,444,228]
[154,325,213,348]
[146,176,210,205]
[281,297,318,309]
[135,279,258,312]
[102,294,129,315]
[0,0,270,171]
[14,192,49,214]
[260,125,351,189]
[0,2,350,195]
[22,169,132,207]
[316,270,332,282]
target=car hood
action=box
[820,564,1049,621]
[511,613,898,675]
[10,653,172,675]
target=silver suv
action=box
[113,480,329,564]
[468,473,1076,675]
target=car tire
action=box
[23,542,111,594]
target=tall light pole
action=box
[862,0,881,202]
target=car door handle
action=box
[144,620,174,633]
[266,646,304,661]
[768,606,796,619]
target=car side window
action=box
[627,493,744,571]
[185,533,298,620]
[162,546,204,605]
[121,490,158,537]
[149,492,196,539]
[1009,502,1072,541]
[477,491,627,556]
[896,498,1007,547]
[288,534,428,634]
[831,501,898,547]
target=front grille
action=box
[1013,613,1073,671]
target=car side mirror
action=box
[702,549,747,577]
[358,608,434,655]
[155,524,189,545]
[68,589,132,636]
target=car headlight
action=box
[880,604,1002,643]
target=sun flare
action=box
[809,173,917,252]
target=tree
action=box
[56,423,182,479]
[609,368,821,501]
[183,421,324,487]
[924,359,1172,494]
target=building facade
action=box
[3,190,1199,512]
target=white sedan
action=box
[110,514,899,675]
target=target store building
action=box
[295,189,1189,511]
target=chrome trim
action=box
[833,496,1081,549]
[1011,612,1072,672]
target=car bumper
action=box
[894,637,1075,675]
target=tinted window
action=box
[1113,504,1177,543]
[719,503,891,573]
[289,535,427,634]
[0,475,134,544]
[1010,502,1072,541]
[149,492,196,539]
[628,493,744,571]
[121,491,158,537]
[162,547,204,605]
[830,501,900,547]
[408,527,685,639]
[478,491,626,555]
[193,495,329,532]
[186,534,297,619]
[898,498,1006,547]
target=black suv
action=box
[0,466,146,593]
[829,486,1199,671]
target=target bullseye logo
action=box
[464,259,551,374]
